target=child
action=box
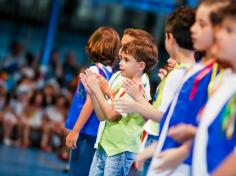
[21,90,45,148]
[114,6,196,175]
[192,2,236,175]
[147,0,229,175]
[8,84,33,147]
[42,95,68,151]
[81,40,158,176]
[64,27,120,176]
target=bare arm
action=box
[114,97,163,122]
[213,152,236,176]
[92,88,121,121]
[135,100,164,122]
[83,69,121,121]
[135,141,158,170]
[90,93,107,121]
[66,93,94,148]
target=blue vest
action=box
[207,96,236,173]
[159,67,215,165]
[65,64,113,136]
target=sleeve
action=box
[157,69,185,113]
[108,71,121,87]
[142,73,151,101]
[88,65,99,74]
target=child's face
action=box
[191,4,214,52]
[56,97,66,107]
[35,93,43,105]
[212,17,236,66]
[119,52,143,79]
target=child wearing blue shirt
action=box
[64,27,120,176]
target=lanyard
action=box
[189,60,216,101]
[222,94,236,139]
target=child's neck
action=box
[174,49,195,66]
[232,61,236,73]
[200,51,215,65]
[130,72,143,82]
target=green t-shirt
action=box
[99,71,151,156]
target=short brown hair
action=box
[86,27,120,66]
[124,28,154,43]
[120,40,158,73]
[165,6,195,50]
[200,0,229,6]
[211,1,236,25]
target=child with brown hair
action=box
[80,39,158,176]
[64,26,120,176]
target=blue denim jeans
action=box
[89,147,136,176]
[69,133,96,176]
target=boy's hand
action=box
[168,124,196,144]
[66,130,79,149]
[167,58,177,72]
[158,68,168,80]
[79,73,92,94]
[84,69,100,92]
[151,146,187,174]
[158,58,176,80]
[114,96,137,114]
[122,79,144,101]
[135,152,146,171]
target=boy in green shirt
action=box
[81,40,158,176]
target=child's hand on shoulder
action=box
[82,69,101,93]
[79,73,92,94]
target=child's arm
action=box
[135,141,158,171]
[92,88,121,121]
[115,78,163,122]
[168,124,197,144]
[213,152,236,176]
[80,73,107,121]
[151,140,191,174]
[114,97,163,122]
[99,75,113,98]
[66,93,94,149]
[89,93,107,121]
[84,69,121,121]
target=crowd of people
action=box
[0,42,81,160]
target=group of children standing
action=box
[64,0,236,175]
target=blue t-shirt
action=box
[64,64,113,136]
[207,96,236,173]
[159,65,215,165]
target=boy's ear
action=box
[138,61,146,72]
[168,33,176,45]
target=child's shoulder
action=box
[88,64,100,74]
[109,71,123,84]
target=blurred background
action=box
[0,0,199,175]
